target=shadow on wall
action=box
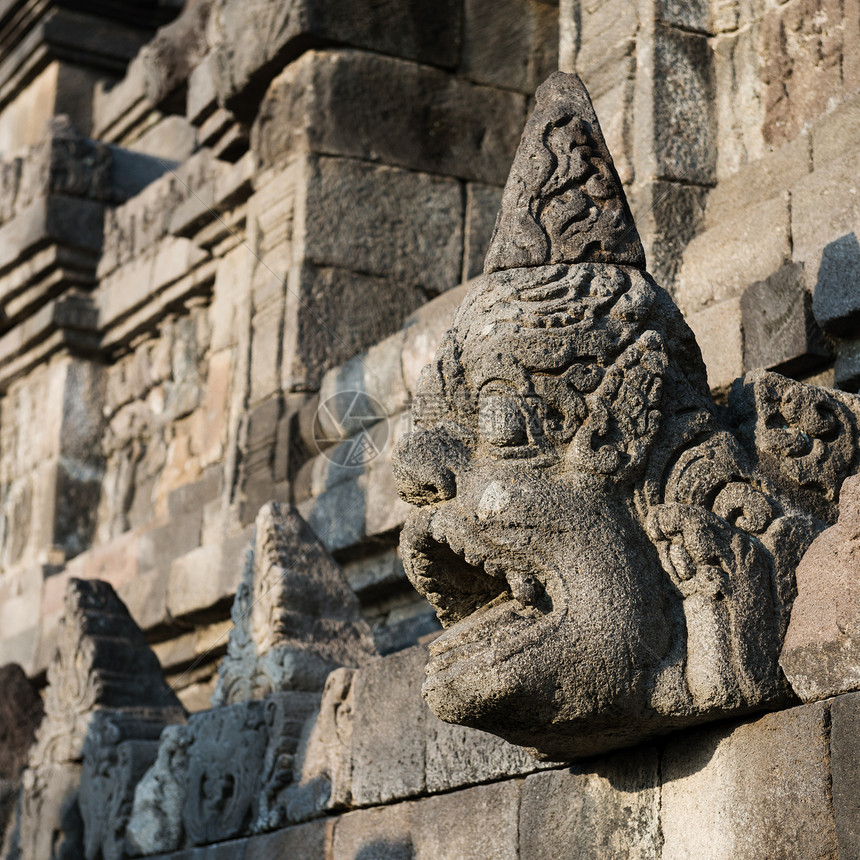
[355,838,414,860]
[814,232,860,335]
[814,233,860,391]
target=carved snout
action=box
[393,428,463,506]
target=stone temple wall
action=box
[0,0,858,858]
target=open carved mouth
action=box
[401,511,547,622]
[400,509,552,664]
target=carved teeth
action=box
[507,570,539,609]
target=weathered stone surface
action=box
[742,263,831,376]
[830,692,860,859]
[213,0,461,118]
[661,702,837,859]
[126,724,192,857]
[519,747,660,860]
[252,50,524,186]
[303,157,464,295]
[277,668,357,825]
[409,780,521,860]
[460,0,558,94]
[15,578,182,860]
[705,132,811,228]
[282,263,425,392]
[0,664,42,783]
[677,194,791,316]
[484,72,644,273]
[392,71,860,761]
[464,184,504,281]
[653,27,715,186]
[0,664,42,847]
[243,817,332,860]
[79,711,176,860]
[760,0,844,147]
[212,503,377,707]
[812,232,860,337]
[351,647,427,806]
[332,802,412,860]
[136,0,213,107]
[780,475,860,700]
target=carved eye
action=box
[478,391,528,447]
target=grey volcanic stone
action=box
[212,502,377,706]
[661,702,837,859]
[742,262,831,375]
[252,50,524,186]
[484,72,645,273]
[831,692,860,859]
[780,474,860,701]
[392,71,860,761]
[519,747,660,860]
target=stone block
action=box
[250,301,285,405]
[706,133,811,228]
[635,180,708,291]
[661,701,837,859]
[410,780,521,860]
[463,183,503,281]
[831,692,860,859]
[519,747,660,860]
[812,232,860,337]
[333,802,413,860]
[425,714,548,794]
[214,0,461,118]
[282,263,424,392]
[460,0,558,94]
[677,195,790,315]
[253,50,524,186]
[130,115,197,162]
[812,91,860,171]
[351,646,428,806]
[165,541,224,619]
[712,24,766,180]
[686,297,743,391]
[138,509,203,573]
[209,246,253,353]
[244,818,332,860]
[741,262,831,376]
[298,475,368,554]
[792,152,860,324]
[780,475,860,700]
[575,0,638,82]
[401,284,467,396]
[117,564,169,632]
[834,336,860,392]
[760,0,844,147]
[656,0,709,30]
[653,27,716,185]
[303,157,464,295]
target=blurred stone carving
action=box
[0,665,43,856]
[393,71,860,761]
[125,725,191,857]
[126,503,377,849]
[79,712,172,860]
[13,579,182,860]
[212,501,377,705]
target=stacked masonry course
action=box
[0,0,859,858]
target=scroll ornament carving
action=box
[392,72,860,760]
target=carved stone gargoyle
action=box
[392,71,860,761]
